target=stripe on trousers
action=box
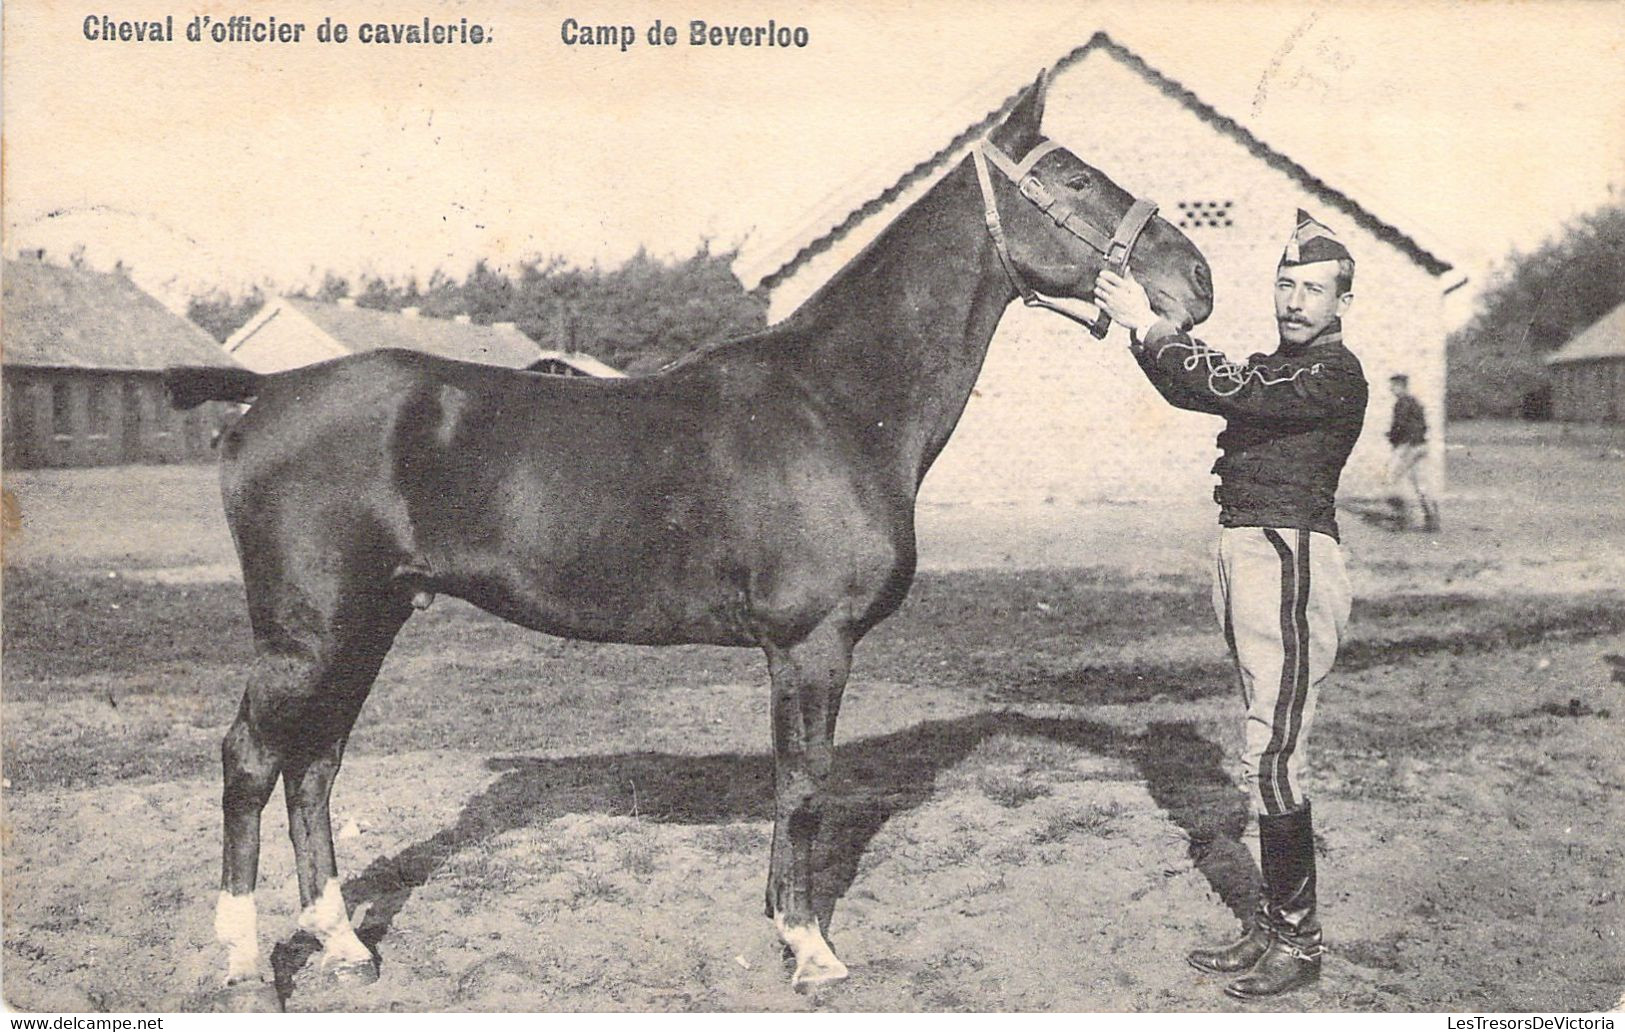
[1218,545,1246,709]
[1260,529,1309,814]
[1282,530,1314,791]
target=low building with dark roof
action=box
[224,297,547,373]
[2,256,244,468]
[734,31,1465,505]
[1544,302,1625,423]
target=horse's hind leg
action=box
[763,619,853,989]
[212,559,409,1003]
[216,642,363,1009]
[285,742,375,981]
[281,604,407,982]
[214,680,287,1007]
[278,596,410,984]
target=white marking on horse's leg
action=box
[214,891,262,983]
[774,912,848,988]
[297,878,373,967]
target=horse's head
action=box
[980,72,1214,333]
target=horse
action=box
[163,72,1212,1009]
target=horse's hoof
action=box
[211,978,283,1012]
[792,955,849,992]
[322,958,380,986]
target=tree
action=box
[286,271,351,303]
[354,273,424,311]
[188,286,265,343]
[192,243,767,374]
[571,243,768,374]
[1448,194,1625,418]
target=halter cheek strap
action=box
[975,139,1159,339]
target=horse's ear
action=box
[989,70,1048,153]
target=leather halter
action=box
[974,137,1159,339]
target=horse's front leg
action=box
[763,619,852,989]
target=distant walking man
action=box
[1093,210,1368,999]
[1386,374,1439,532]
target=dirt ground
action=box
[2,420,1622,1013]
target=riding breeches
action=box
[1212,526,1352,816]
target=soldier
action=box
[1386,373,1440,532]
[1093,210,1369,999]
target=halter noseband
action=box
[973,137,1159,339]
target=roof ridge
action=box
[270,294,543,368]
[1081,33,1451,276]
[753,31,1451,294]
[285,295,527,333]
[3,257,241,371]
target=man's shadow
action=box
[269,708,1258,998]
[1340,496,1406,532]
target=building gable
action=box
[225,301,349,372]
[740,32,1452,301]
[1544,301,1625,365]
[743,34,1457,507]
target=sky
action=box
[3,0,1622,319]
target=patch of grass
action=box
[36,900,96,933]
[1534,699,1610,719]
[619,836,659,877]
[441,846,500,903]
[971,734,1077,768]
[909,946,988,1009]
[1328,697,1598,760]
[569,871,628,909]
[1341,594,1625,671]
[1031,802,1127,844]
[696,824,767,856]
[975,770,1051,808]
[990,841,1031,865]
[922,837,981,870]
[1,567,253,684]
[10,522,1625,807]
[531,839,596,878]
[515,901,565,925]
[954,874,1007,903]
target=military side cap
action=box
[1282,209,1353,266]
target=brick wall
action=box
[1552,359,1625,423]
[2,370,225,468]
[768,52,1451,507]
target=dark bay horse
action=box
[164,74,1212,1007]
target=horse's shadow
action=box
[271,710,1257,996]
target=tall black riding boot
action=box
[1188,911,1272,975]
[1226,802,1323,1000]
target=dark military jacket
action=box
[1129,319,1369,540]
[1388,394,1427,446]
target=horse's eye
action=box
[1066,174,1092,191]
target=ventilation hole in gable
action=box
[1175,200,1234,230]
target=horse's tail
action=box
[163,366,263,410]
